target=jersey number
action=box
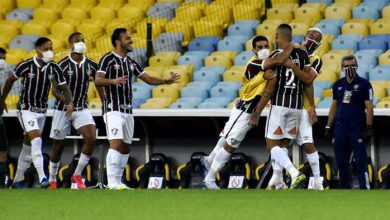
[284,68,296,89]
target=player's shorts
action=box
[0,116,8,151]
[17,110,46,134]
[103,111,134,144]
[50,109,96,140]
[297,109,313,145]
[220,107,253,148]
[265,105,302,140]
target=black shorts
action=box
[0,116,8,151]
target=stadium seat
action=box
[379,51,390,65]
[354,50,378,66]
[359,37,388,52]
[22,23,48,36]
[205,54,233,69]
[8,36,35,51]
[223,35,250,45]
[256,22,278,39]
[91,6,116,23]
[193,69,222,85]
[198,97,232,108]
[62,7,89,21]
[233,4,260,21]
[217,39,244,54]
[332,36,359,51]
[325,4,352,20]
[316,70,338,83]
[133,83,152,100]
[170,98,202,109]
[184,51,210,60]
[267,8,294,22]
[153,33,183,53]
[77,24,103,38]
[294,6,322,26]
[369,65,390,81]
[383,4,390,19]
[50,22,76,40]
[149,55,176,67]
[292,35,305,44]
[193,21,223,39]
[188,39,216,54]
[181,85,209,101]
[177,55,203,71]
[321,52,348,72]
[370,21,390,34]
[16,0,41,8]
[317,97,333,108]
[315,21,341,37]
[33,8,59,25]
[212,51,238,60]
[342,22,369,36]
[152,85,179,102]
[290,22,309,35]
[228,22,257,38]
[234,51,255,66]
[223,68,244,82]
[162,68,190,88]
[371,83,387,99]
[187,81,214,91]
[353,4,380,20]
[215,81,242,90]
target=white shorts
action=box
[297,109,313,145]
[17,110,46,134]
[50,109,96,140]
[265,105,302,140]
[103,111,134,144]
[220,108,252,148]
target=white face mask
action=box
[0,59,6,69]
[41,50,54,63]
[73,41,87,54]
[257,49,270,60]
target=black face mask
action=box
[343,66,358,78]
[305,38,320,54]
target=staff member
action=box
[325,55,373,189]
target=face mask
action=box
[73,41,87,54]
[41,50,54,63]
[0,59,6,69]
[343,66,357,79]
[305,38,320,54]
[257,49,270,60]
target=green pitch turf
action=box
[1,189,390,220]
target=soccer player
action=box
[48,32,104,189]
[251,24,314,189]
[296,27,324,190]
[0,37,73,188]
[95,28,179,190]
[202,35,296,189]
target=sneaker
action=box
[200,156,210,177]
[313,182,324,191]
[71,175,86,190]
[49,181,57,189]
[266,181,287,190]
[289,173,306,189]
[203,180,220,190]
[41,177,50,189]
[11,181,26,189]
[107,184,131,190]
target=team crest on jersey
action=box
[130,64,135,72]
[230,138,239,145]
[111,128,118,135]
[114,64,120,70]
[338,87,343,90]
[53,129,60,136]
[27,72,34,78]
[48,74,54,80]
[20,104,25,109]
[28,121,35,126]
[354,84,359,91]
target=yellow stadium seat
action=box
[241,0,265,16]
[17,0,42,8]
[7,48,29,58]
[22,23,48,36]
[181,1,208,10]
[342,22,369,36]
[290,22,309,35]
[152,85,180,102]
[301,3,327,13]
[124,0,156,12]
[155,51,181,61]
[28,19,55,29]
[315,42,330,57]
[321,52,348,72]
[376,100,390,108]
[256,22,278,39]
[5,54,23,65]
[230,65,246,72]
[69,0,96,11]
[267,8,294,22]
[198,15,225,29]
[135,21,162,39]
[175,5,203,23]
[372,84,386,99]
[205,3,233,26]
[33,8,59,24]
[274,3,299,9]
[94,36,111,52]
[383,5,390,19]
[46,35,66,51]
[316,69,338,83]
[325,5,352,20]
[0,0,15,15]
[212,51,237,60]
[97,0,125,10]
[140,98,173,109]
[62,7,89,21]
[40,0,69,12]
[91,6,116,22]
[0,20,24,29]
[87,82,98,100]
[138,66,165,82]
[149,55,176,67]
[223,69,244,82]
[379,52,390,65]
[0,23,20,40]
[205,54,233,69]
[5,94,19,109]
[233,4,261,21]
[165,21,194,46]
[193,21,223,38]
[132,34,147,49]
[118,6,145,22]
[370,22,390,35]
[294,6,322,26]
[168,65,194,78]
[139,17,168,32]
[105,19,136,34]
[322,35,335,44]
[77,24,104,38]
[322,89,333,98]
[82,18,107,27]
[370,80,390,88]
[158,0,183,2]
[335,0,361,7]
[55,18,80,26]
[89,99,103,109]
[228,98,240,109]
[50,22,76,40]
[348,18,374,26]
[162,69,190,88]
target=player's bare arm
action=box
[138,72,180,85]
[305,83,318,124]
[0,74,18,114]
[365,100,373,127]
[57,83,74,118]
[284,59,316,85]
[262,44,294,70]
[325,100,338,137]
[95,72,127,87]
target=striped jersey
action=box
[303,54,323,111]
[271,48,311,109]
[98,51,144,114]
[56,55,98,110]
[14,56,66,112]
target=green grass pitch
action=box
[1,189,390,220]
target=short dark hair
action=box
[277,23,293,40]
[252,35,269,49]
[35,37,51,47]
[111,28,127,47]
[342,55,357,66]
[68,32,82,43]
[0,47,6,54]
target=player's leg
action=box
[349,132,369,189]
[333,131,352,189]
[12,135,32,188]
[203,137,225,169]
[0,116,8,187]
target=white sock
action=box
[271,146,299,179]
[206,137,225,166]
[31,137,46,182]
[204,147,231,182]
[307,151,320,180]
[106,149,120,186]
[14,144,32,182]
[49,161,60,182]
[74,153,91,176]
[118,153,129,184]
[269,152,284,186]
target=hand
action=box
[164,73,181,84]
[65,102,74,118]
[112,76,128,86]
[309,108,318,124]
[284,59,295,68]
[324,126,332,139]
[362,125,373,142]
[0,99,8,115]
[249,112,260,127]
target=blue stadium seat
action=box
[170,97,203,109]
[317,97,333,108]
[223,35,251,44]
[234,20,260,31]
[181,85,209,100]
[188,40,215,53]
[359,37,388,52]
[195,36,220,48]
[307,0,333,6]
[314,85,324,99]
[315,21,341,37]
[132,83,152,99]
[186,81,214,90]
[199,66,226,76]
[227,23,255,39]
[210,84,239,100]
[133,98,148,108]
[198,97,232,108]
[332,37,359,51]
[361,0,389,11]
[234,51,255,66]
[366,34,390,42]
[339,34,364,42]
[148,2,179,20]
[178,55,204,71]
[356,48,383,58]
[354,50,378,66]
[217,39,244,53]
[184,51,210,60]
[48,98,56,109]
[292,35,305,44]
[368,65,390,81]
[193,69,222,85]
[216,81,243,90]
[353,5,380,20]
[153,32,184,53]
[314,80,332,90]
